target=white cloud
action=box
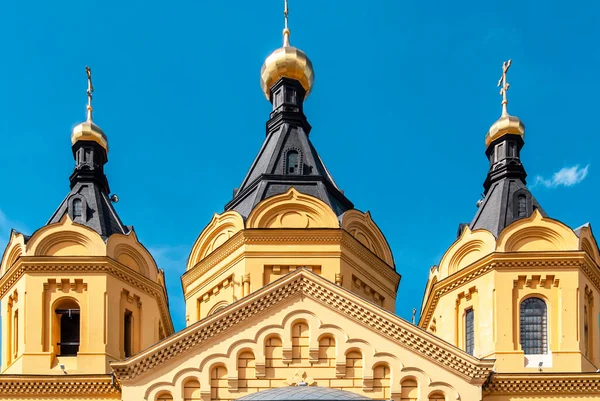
[533,164,590,189]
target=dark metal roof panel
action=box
[47,182,129,239]
[226,123,353,218]
[470,178,547,237]
[236,386,372,401]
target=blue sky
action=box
[0,1,598,332]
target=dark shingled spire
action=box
[225,77,353,218]
[469,133,547,237]
[47,134,130,240]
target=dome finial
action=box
[85,66,94,122]
[71,66,108,151]
[485,59,524,147]
[497,59,512,117]
[260,0,314,100]
[283,0,290,47]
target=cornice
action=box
[420,251,600,330]
[339,230,400,287]
[182,229,399,292]
[484,373,600,394]
[112,269,493,383]
[182,231,249,290]
[0,257,174,336]
[0,374,120,396]
[184,253,246,301]
[339,253,397,299]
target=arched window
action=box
[54,299,81,357]
[520,297,548,355]
[72,199,83,220]
[517,195,527,218]
[286,150,300,175]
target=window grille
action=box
[465,308,474,355]
[520,297,548,355]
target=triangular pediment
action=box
[112,270,493,400]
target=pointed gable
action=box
[112,269,493,399]
[226,123,353,219]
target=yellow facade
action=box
[184,189,398,324]
[0,215,173,398]
[420,211,600,374]
[1,160,600,400]
[1,9,600,401]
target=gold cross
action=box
[283,0,291,46]
[86,66,94,121]
[497,59,512,116]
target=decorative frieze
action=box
[485,374,600,393]
[112,270,493,382]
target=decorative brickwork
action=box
[0,375,120,397]
[484,373,600,394]
[112,270,493,383]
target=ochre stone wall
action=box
[128,292,480,401]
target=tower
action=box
[183,1,399,325]
[0,68,174,375]
[420,61,600,373]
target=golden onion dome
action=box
[260,27,314,100]
[485,113,525,147]
[71,119,108,152]
[71,66,108,152]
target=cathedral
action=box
[1,3,599,401]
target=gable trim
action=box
[420,251,599,330]
[112,270,492,383]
